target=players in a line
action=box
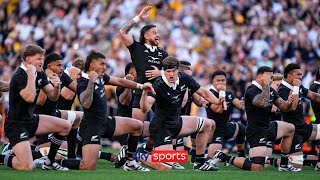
[140,56,223,171]
[3,44,71,170]
[55,51,154,171]
[278,63,320,170]
[213,66,299,171]
[34,53,82,159]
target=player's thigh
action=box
[249,146,268,157]
[275,121,294,139]
[178,116,200,137]
[113,116,143,136]
[142,121,150,137]
[36,115,71,135]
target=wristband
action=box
[219,91,226,97]
[292,86,299,95]
[136,83,143,90]
[133,16,141,23]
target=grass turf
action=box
[0,149,318,180]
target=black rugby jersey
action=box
[127,41,168,84]
[206,87,235,129]
[116,86,133,117]
[77,73,110,126]
[148,72,200,129]
[309,81,320,123]
[245,81,280,132]
[57,70,77,110]
[278,80,309,134]
[7,65,49,124]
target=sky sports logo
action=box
[133,150,188,163]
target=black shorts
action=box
[150,117,183,147]
[132,90,142,109]
[290,123,313,153]
[4,115,40,147]
[79,116,116,146]
[211,122,237,144]
[247,121,278,148]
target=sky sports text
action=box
[133,150,188,162]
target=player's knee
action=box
[131,120,143,135]
[17,162,33,170]
[251,164,264,171]
[203,118,214,132]
[60,121,72,135]
[287,123,295,134]
[80,161,97,170]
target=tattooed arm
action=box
[252,85,270,108]
[274,97,294,112]
[119,6,152,46]
[79,80,95,109]
[306,90,320,103]
[0,81,9,92]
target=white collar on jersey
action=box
[314,81,320,85]
[20,63,37,77]
[64,68,69,76]
[82,71,102,84]
[162,73,179,90]
[144,43,157,52]
[281,79,293,90]
[210,85,218,92]
[252,80,263,90]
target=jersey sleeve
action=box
[116,86,125,98]
[12,74,27,95]
[61,72,73,87]
[103,74,111,84]
[39,71,49,88]
[278,87,289,101]
[77,78,88,97]
[127,40,138,52]
[301,85,309,97]
[185,73,201,93]
[245,87,260,102]
[272,88,281,103]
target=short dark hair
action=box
[84,51,105,72]
[256,66,273,75]
[139,24,156,44]
[162,56,180,70]
[44,53,62,70]
[211,70,227,81]
[178,60,191,71]
[284,63,300,78]
[22,44,45,61]
[125,62,135,75]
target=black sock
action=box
[280,153,289,167]
[144,144,153,153]
[32,150,43,160]
[173,145,177,150]
[57,159,80,170]
[189,146,196,155]
[237,150,245,157]
[196,154,206,164]
[303,159,317,166]
[218,152,233,163]
[127,135,139,159]
[318,145,320,162]
[67,129,78,159]
[77,140,83,157]
[47,133,65,164]
[3,155,14,168]
[99,151,112,161]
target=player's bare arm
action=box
[80,71,97,109]
[119,6,152,46]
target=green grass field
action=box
[0,149,318,180]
